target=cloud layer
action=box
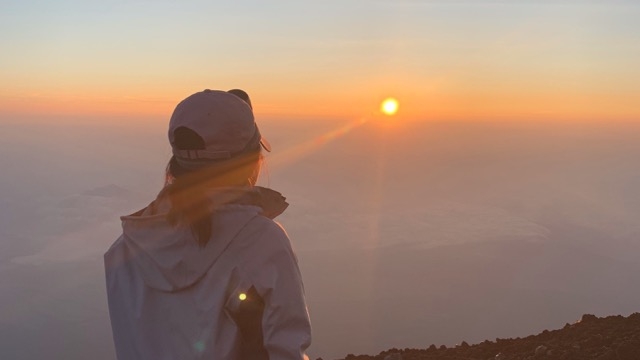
[1,117,639,359]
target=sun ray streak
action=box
[268,117,369,170]
[360,125,389,348]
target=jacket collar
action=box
[124,186,288,220]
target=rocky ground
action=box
[331,313,640,360]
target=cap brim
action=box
[228,88,270,152]
[260,136,272,152]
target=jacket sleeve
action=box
[249,223,312,360]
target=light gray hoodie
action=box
[104,187,311,360]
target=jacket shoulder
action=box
[253,215,289,237]
[262,215,293,239]
[239,215,294,254]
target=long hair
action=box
[160,128,262,246]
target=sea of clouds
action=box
[1,116,639,359]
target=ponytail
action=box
[161,152,261,246]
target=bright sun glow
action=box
[381,98,399,116]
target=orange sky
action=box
[1,1,639,122]
[2,78,637,123]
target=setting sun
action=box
[381,98,399,116]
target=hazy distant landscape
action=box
[1,117,639,359]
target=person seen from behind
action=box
[104,89,312,360]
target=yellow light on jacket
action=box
[238,293,247,301]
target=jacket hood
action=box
[118,186,287,292]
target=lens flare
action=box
[381,98,399,116]
[268,117,368,170]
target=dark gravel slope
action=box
[333,313,640,360]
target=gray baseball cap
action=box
[168,89,271,163]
